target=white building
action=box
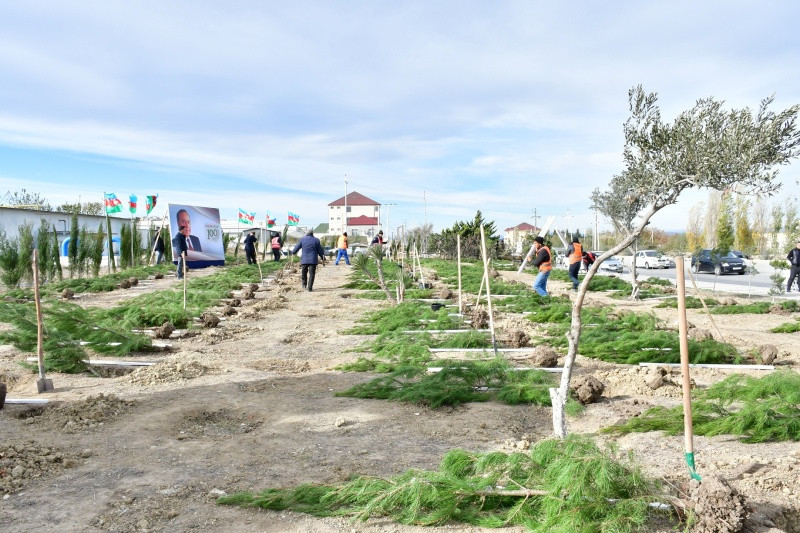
[327,191,381,239]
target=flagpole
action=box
[236,212,240,260]
[103,192,113,274]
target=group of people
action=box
[243,231,284,264]
[526,236,594,296]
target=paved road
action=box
[591,258,799,298]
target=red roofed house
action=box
[328,191,381,239]
[504,222,540,253]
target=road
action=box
[592,258,798,298]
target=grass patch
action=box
[605,370,800,442]
[336,359,582,412]
[344,301,465,335]
[218,435,671,532]
[545,311,738,365]
[655,296,720,309]
[0,300,152,373]
[771,319,800,333]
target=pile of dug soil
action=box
[15,394,137,433]
[127,360,212,386]
[1,440,83,495]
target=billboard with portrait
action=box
[168,204,225,268]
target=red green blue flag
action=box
[145,195,158,215]
[288,212,299,226]
[128,194,137,214]
[239,208,255,225]
[104,193,122,214]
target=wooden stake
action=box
[182,251,188,310]
[676,255,701,481]
[32,250,53,393]
[479,225,498,357]
[457,234,463,315]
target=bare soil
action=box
[1,264,799,532]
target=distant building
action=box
[328,192,381,239]
[0,206,147,256]
[504,222,540,252]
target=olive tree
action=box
[550,86,800,438]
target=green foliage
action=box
[50,225,62,281]
[344,301,464,335]
[433,211,498,259]
[0,231,21,288]
[36,219,51,283]
[655,296,719,309]
[119,223,131,268]
[77,227,91,277]
[336,360,582,412]
[17,222,35,284]
[716,194,735,253]
[91,223,105,277]
[606,371,800,443]
[771,318,800,333]
[46,265,166,294]
[545,311,738,364]
[218,435,667,532]
[68,211,79,277]
[0,300,152,373]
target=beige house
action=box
[327,191,381,239]
[504,222,540,253]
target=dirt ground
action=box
[1,263,799,532]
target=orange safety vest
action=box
[337,235,348,250]
[539,245,552,272]
[569,243,583,264]
[271,237,280,249]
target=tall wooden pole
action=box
[480,225,498,356]
[676,255,701,481]
[457,234,463,315]
[182,251,188,310]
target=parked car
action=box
[349,243,369,256]
[593,252,624,273]
[634,250,671,269]
[323,246,336,258]
[691,249,746,275]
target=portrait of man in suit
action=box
[173,208,202,253]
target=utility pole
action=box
[384,203,397,241]
[594,208,599,250]
[343,177,348,235]
[532,208,539,231]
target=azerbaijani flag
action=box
[145,195,158,215]
[238,208,255,225]
[128,194,137,214]
[104,193,122,214]
[288,211,299,226]
[266,212,275,228]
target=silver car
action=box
[594,252,624,273]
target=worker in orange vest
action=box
[566,237,583,290]
[527,236,552,296]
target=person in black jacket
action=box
[291,229,326,291]
[243,231,258,264]
[152,229,165,264]
[787,241,800,292]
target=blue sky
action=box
[1,1,799,235]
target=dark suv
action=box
[690,249,746,275]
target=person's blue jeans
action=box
[533,270,550,296]
[568,262,580,290]
[335,249,350,265]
